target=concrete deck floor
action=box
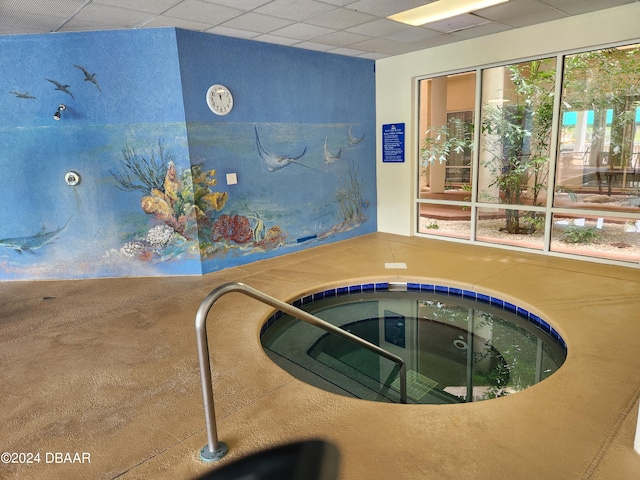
[1,232,640,479]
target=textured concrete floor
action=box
[1,233,640,479]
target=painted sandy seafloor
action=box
[0,121,374,279]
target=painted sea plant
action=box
[336,164,365,225]
[111,141,228,261]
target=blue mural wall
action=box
[0,28,376,281]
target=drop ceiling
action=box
[1,0,638,59]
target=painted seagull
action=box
[9,91,37,99]
[324,137,342,164]
[0,217,71,254]
[46,78,74,99]
[348,125,365,145]
[254,125,311,172]
[74,64,101,91]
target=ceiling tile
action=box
[383,26,441,43]
[204,0,272,9]
[474,0,547,21]
[2,0,639,59]
[164,0,242,24]
[347,18,411,37]
[93,0,180,14]
[204,25,260,38]
[291,40,335,51]
[304,7,376,29]
[254,0,336,21]
[553,0,637,15]
[221,12,294,33]
[0,11,67,34]
[450,21,513,39]
[328,46,370,56]
[2,0,86,16]
[500,8,568,28]
[268,22,335,41]
[315,0,354,5]
[347,36,414,55]
[312,30,371,47]
[142,16,213,31]
[61,4,155,29]
[345,0,434,17]
[252,33,299,46]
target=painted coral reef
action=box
[110,139,286,262]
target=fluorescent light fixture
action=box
[388,0,509,26]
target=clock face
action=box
[206,84,233,116]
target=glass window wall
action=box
[417,71,476,236]
[416,43,640,266]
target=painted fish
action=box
[254,125,311,172]
[324,136,341,164]
[348,125,365,145]
[248,213,266,242]
[0,217,71,254]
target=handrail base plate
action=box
[200,442,228,463]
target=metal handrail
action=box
[195,281,407,462]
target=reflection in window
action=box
[551,213,640,262]
[475,208,545,250]
[415,44,640,267]
[479,58,556,214]
[556,44,640,209]
[418,72,476,199]
[417,204,471,239]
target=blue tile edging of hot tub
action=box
[260,282,567,351]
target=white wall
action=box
[375,3,640,236]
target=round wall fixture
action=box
[65,171,80,186]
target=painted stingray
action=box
[254,125,310,171]
[0,217,71,253]
[348,125,365,145]
[324,137,342,164]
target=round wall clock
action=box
[206,84,233,116]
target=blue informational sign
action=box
[382,123,405,163]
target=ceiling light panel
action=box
[424,13,489,33]
[388,0,509,26]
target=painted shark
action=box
[0,217,71,254]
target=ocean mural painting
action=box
[0,28,376,281]
[108,122,372,268]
